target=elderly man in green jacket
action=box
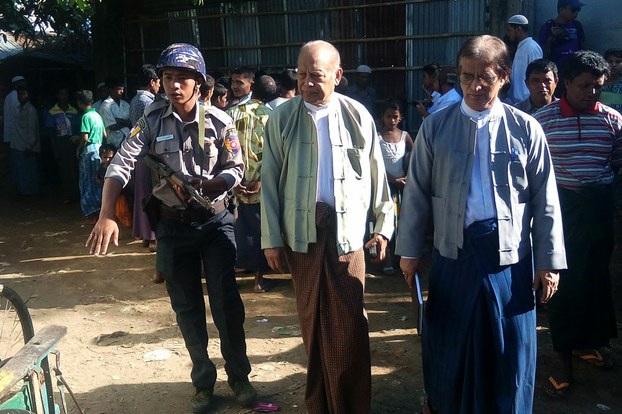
[261,40,394,414]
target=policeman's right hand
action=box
[86,216,119,256]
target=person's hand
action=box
[550,26,562,37]
[364,234,388,263]
[86,216,119,256]
[244,180,261,195]
[533,270,560,303]
[400,257,421,290]
[416,103,428,117]
[264,247,285,273]
[235,182,249,196]
[187,177,225,198]
[70,135,80,143]
[394,177,406,186]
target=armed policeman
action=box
[86,43,257,413]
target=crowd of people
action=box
[1,0,621,412]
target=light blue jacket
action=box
[396,102,566,270]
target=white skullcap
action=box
[355,64,372,74]
[508,14,529,25]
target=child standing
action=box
[601,48,622,112]
[378,100,413,274]
[96,144,116,184]
[75,90,106,221]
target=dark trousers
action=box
[156,210,251,390]
[51,135,79,201]
[549,185,617,351]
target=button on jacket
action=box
[261,94,394,256]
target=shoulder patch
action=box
[129,117,147,139]
[224,127,240,155]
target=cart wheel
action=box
[0,285,35,364]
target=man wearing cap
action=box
[93,82,108,112]
[538,0,586,73]
[506,14,543,104]
[3,76,27,144]
[86,43,257,413]
[346,64,377,115]
[418,70,462,117]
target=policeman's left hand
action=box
[533,270,560,304]
[364,234,388,263]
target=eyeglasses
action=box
[570,7,581,12]
[459,73,498,86]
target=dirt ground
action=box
[0,183,621,413]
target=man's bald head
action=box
[297,40,343,106]
[298,40,341,72]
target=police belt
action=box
[159,199,227,226]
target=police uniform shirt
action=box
[105,99,244,208]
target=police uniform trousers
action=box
[423,219,536,414]
[284,202,371,414]
[157,209,251,390]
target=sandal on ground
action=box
[254,278,274,293]
[544,375,571,398]
[572,349,614,368]
[151,271,165,284]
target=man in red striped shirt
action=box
[535,50,622,397]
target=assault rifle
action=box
[141,154,216,212]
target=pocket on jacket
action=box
[154,136,181,172]
[346,148,369,179]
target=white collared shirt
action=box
[304,98,339,208]
[462,99,505,227]
[509,37,543,104]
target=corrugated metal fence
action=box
[123,0,489,130]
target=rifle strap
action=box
[198,103,205,150]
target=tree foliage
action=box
[0,0,97,48]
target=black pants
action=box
[157,210,251,390]
[51,135,79,201]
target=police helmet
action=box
[156,43,207,82]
